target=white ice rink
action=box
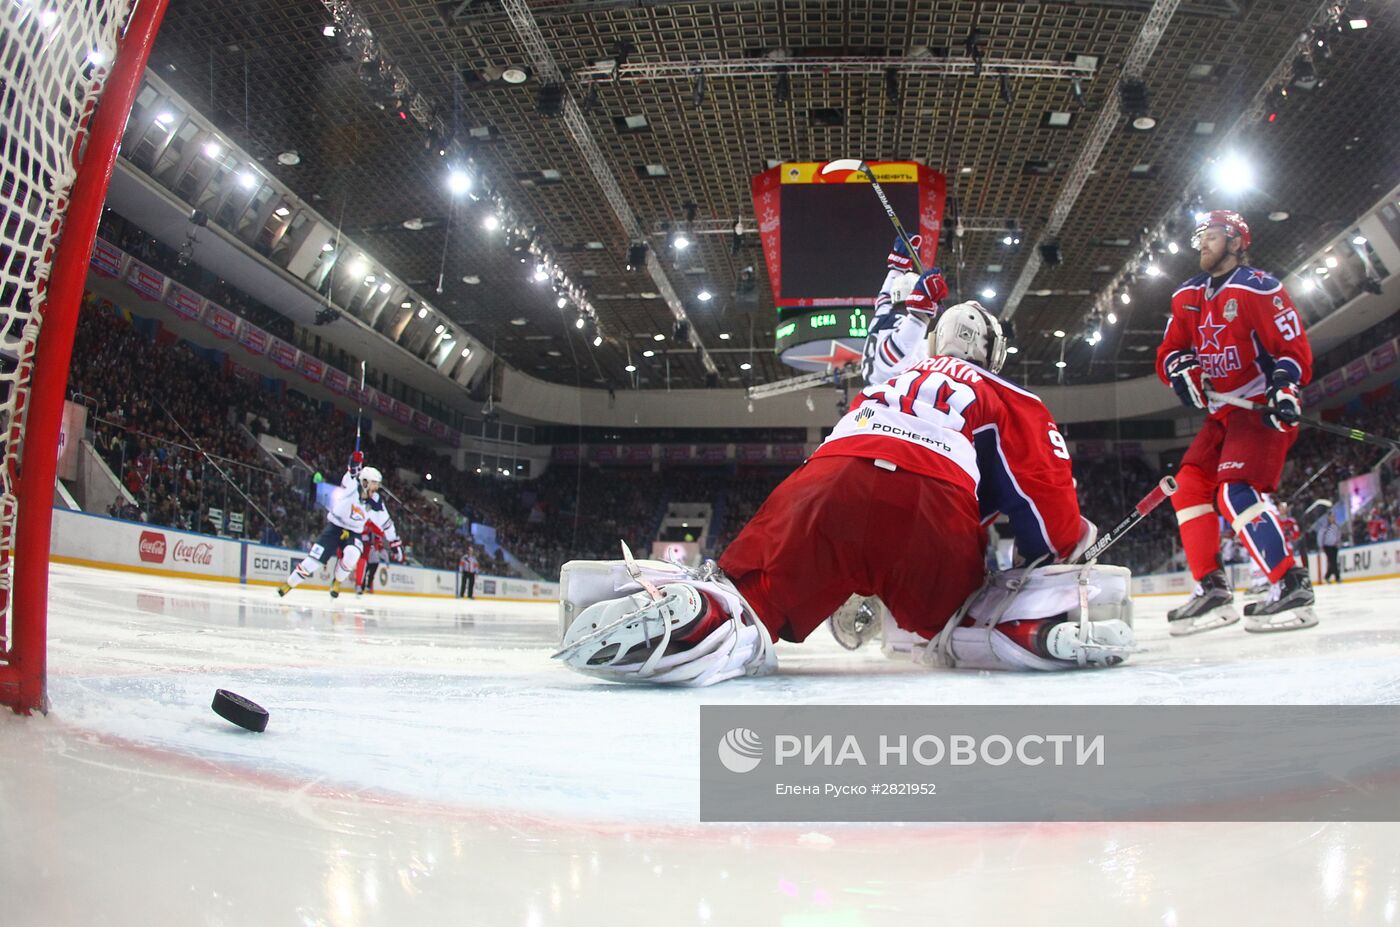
[4,562,1400,926]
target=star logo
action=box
[1248,269,1269,284]
[789,340,864,370]
[1198,312,1226,351]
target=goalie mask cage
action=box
[0,0,167,713]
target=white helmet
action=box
[358,466,383,488]
[929,300,1008,373]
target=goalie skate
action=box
[828,595,881,650]
[1167,570,1239,637]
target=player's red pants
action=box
[718,455,987,643]
[1172,406,1298,580]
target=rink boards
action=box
[48,508,559,602]
[48,506,1400,603]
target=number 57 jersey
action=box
[812,355,1083,562]
[1156,265,1313,418]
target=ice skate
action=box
[1244,567,1318,633]
[1167,570,1239,636]
[828,595,881,650]
[329,579,341,599]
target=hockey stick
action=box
[1073,476,1178,564]
[354,360,367,453]
[1208,391,1400,452]
[820,159,924,275]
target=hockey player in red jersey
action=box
[1157,210,1317,634]
[553,301,1135,686]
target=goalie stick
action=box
[1073,476,1178,564]
[1208,391,1400,453]
[820,159,924,275]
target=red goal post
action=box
[0,0,168,713]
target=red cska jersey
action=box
[814,355,1083,562]
[1157,265,1312,420]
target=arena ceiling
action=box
[146,0,1398,390]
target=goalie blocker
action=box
[554,550,1134,687]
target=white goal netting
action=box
[1,1,137,664]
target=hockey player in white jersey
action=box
[278,451,403,598]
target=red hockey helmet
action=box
[1191,210,1251,252]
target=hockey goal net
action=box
[1,0,166,712]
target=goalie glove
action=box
[348,450,364,477]
[1165,352,1210,410]
[388,539,404,563]
[886,233,923,273]
[1263,368,1301,432]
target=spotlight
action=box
[1006,346,1019,355]
[643,350,655,358]
[238,172,258,190]
[573,313,584,326]
[1055,360,1068,369]
[1211,153,1254,193]
[697,289,713,302]
[1053,330,1066,338]
[653,333,666,342]
[448,169,472,195]
[482,214,501,231]
[533,265,549,282]
[378,282,391,294]
[625,363,637,373]
[1352,236,1368,246]
[980,288,997,299]
[1145,263,1161,276]
[1302,278,1317,292]
[1106,311,1118,325]
[322,24,336,37]
[740,362,752,370]
[202,141,222,159]
[1325,256,1338,268]
[673,232,691,251]
[1349,18,1368,29]
[560,298,571,310]
[1167,241,1180,254]
[347,258,367,277]
[593,335,603,347]
[417,307,429,318]
[1119,291,1131,305]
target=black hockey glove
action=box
[1264,368,1302,432]
[1165,352,1210,410]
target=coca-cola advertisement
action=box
[171,539,215,565]
[138,530,167,564]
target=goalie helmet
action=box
[930,300,1008,373]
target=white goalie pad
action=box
[926,563,1137,672]
[554,550,777,687]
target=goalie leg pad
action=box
[928,563,1137,671]
[554,553,777,686]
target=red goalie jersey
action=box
[812,354,1083,562]
[1157,265,1313,419]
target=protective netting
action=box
[0,1,136,660]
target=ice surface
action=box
[3,563,1399,925]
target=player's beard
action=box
[1199,243,1238,277]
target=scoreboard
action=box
[750,161,945,373]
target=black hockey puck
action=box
[211,689,269,732]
